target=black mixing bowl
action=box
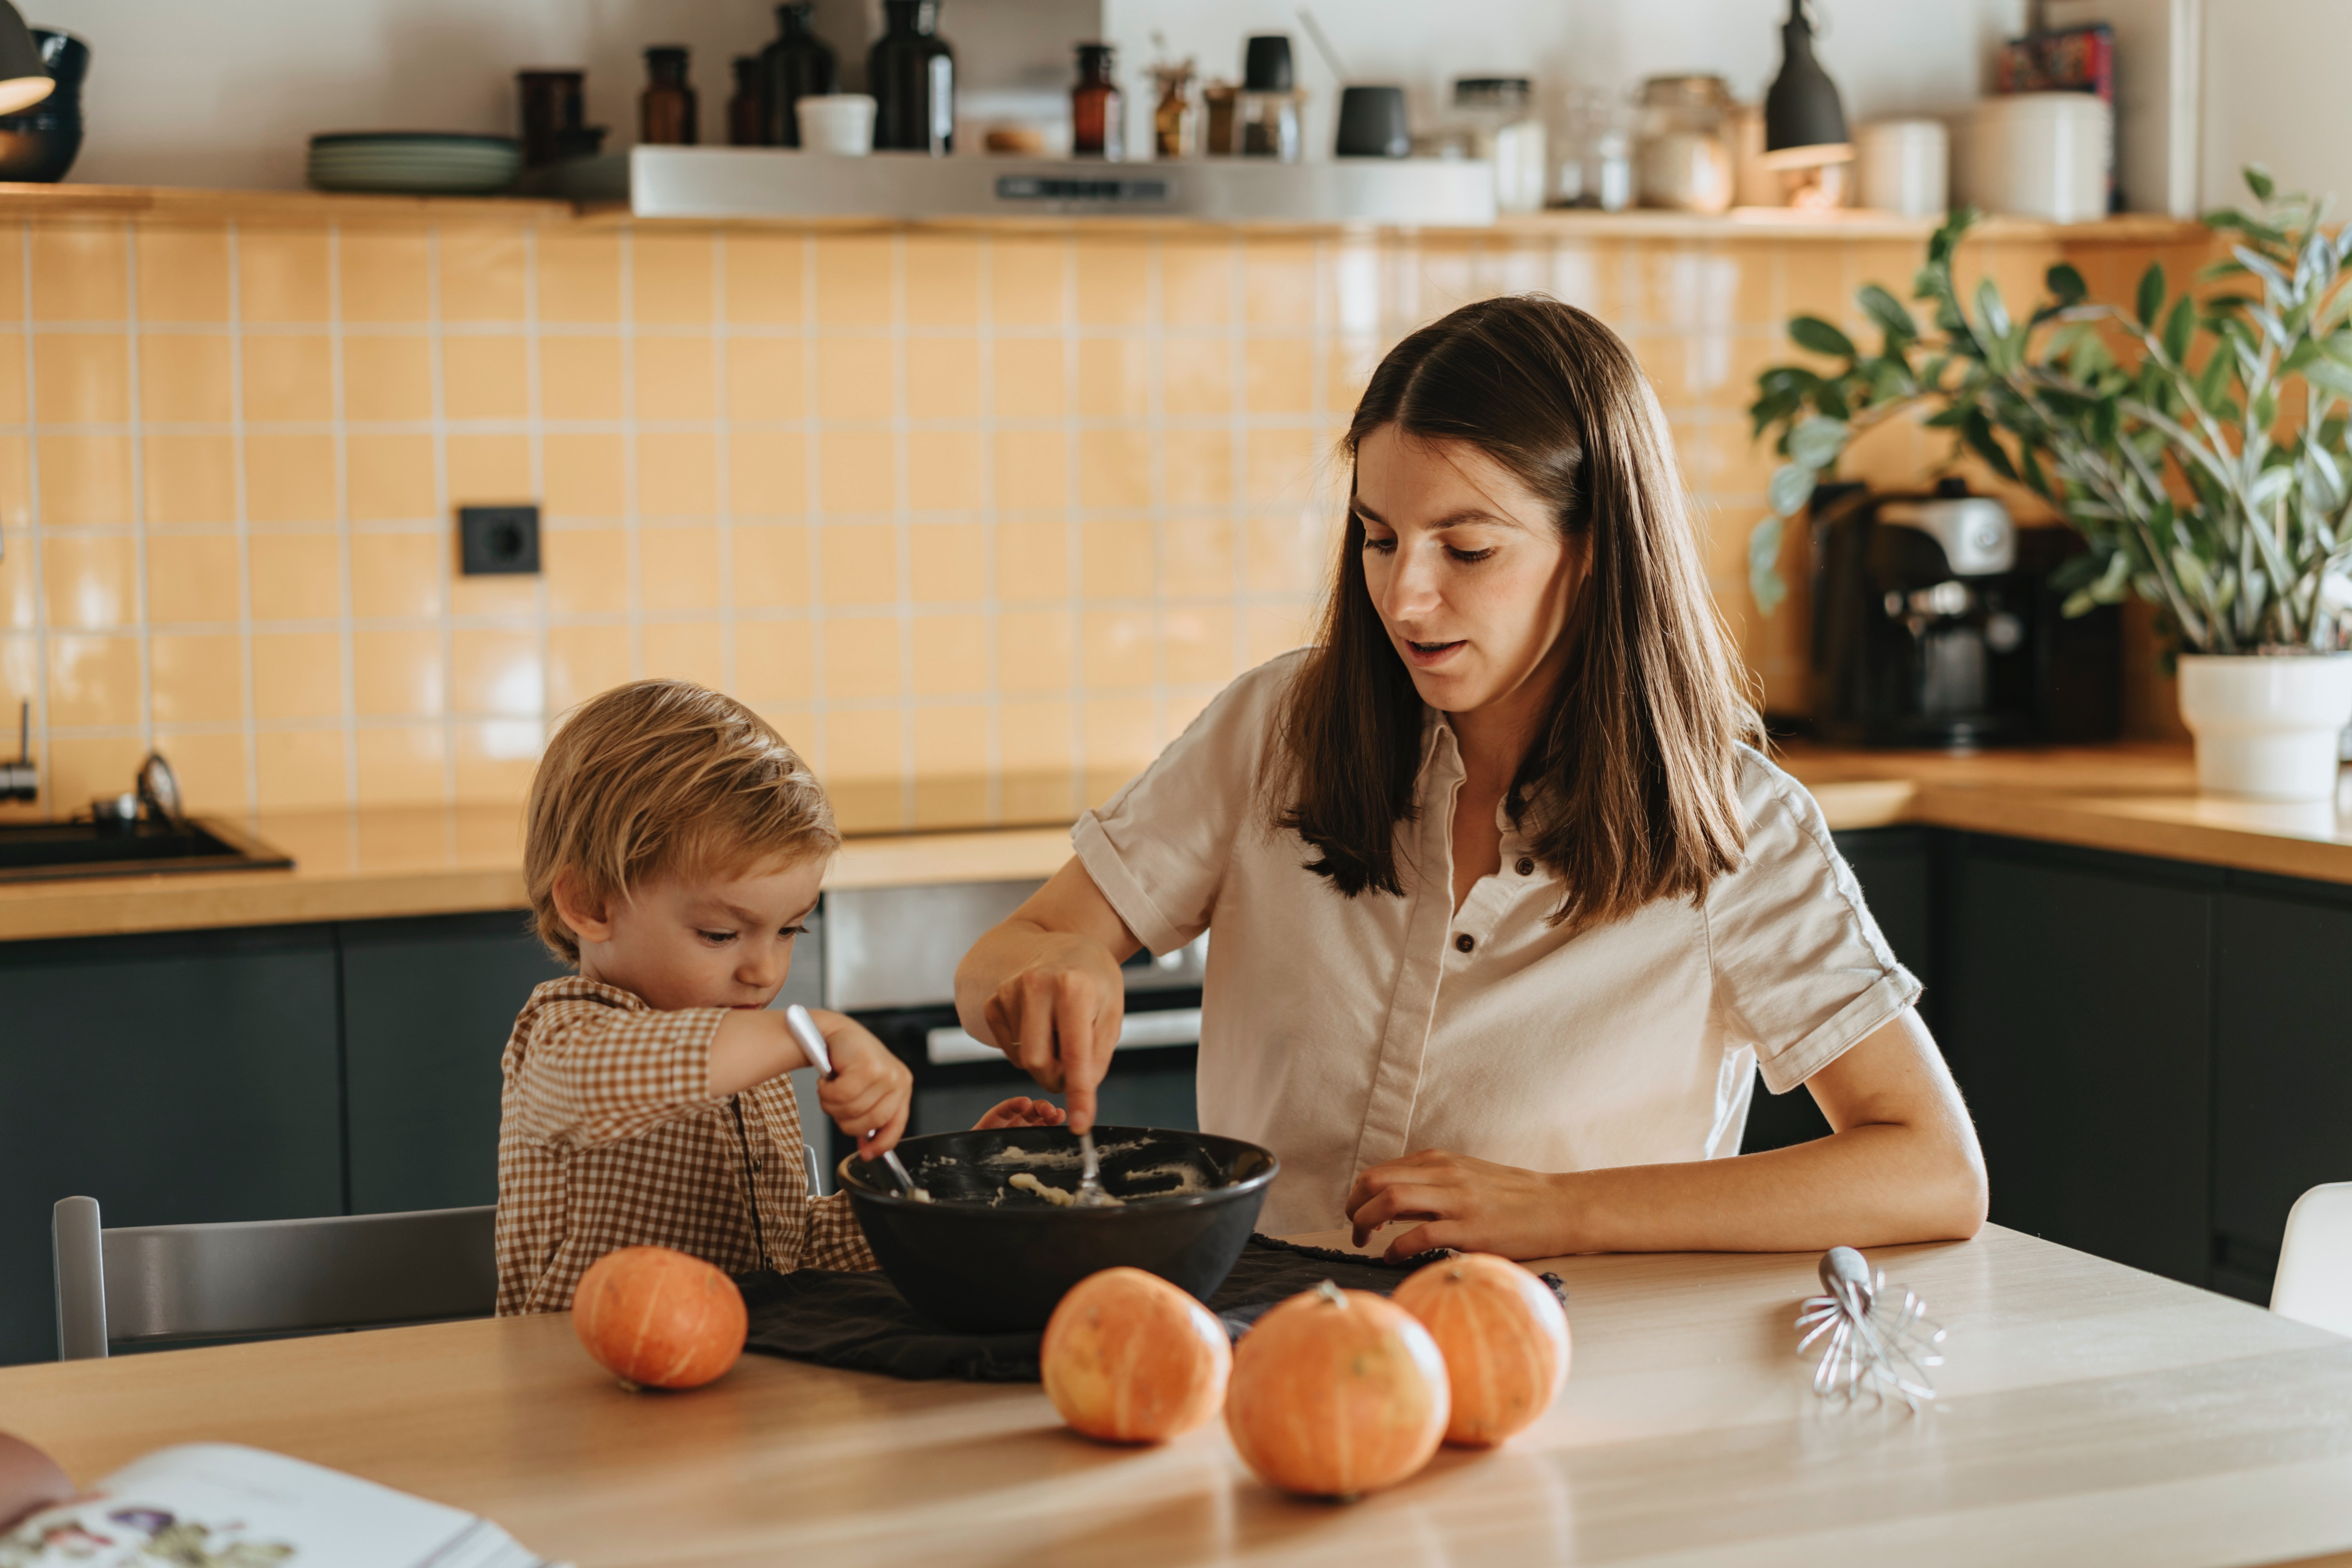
[836,1125,1278,1333]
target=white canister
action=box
[1952,93,2110,223]
[2176,653,2352,802]
[1857,119,1948,218]
[797,93,878,156]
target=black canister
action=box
[0,31,87,184]
[870,0,954,154]
[761,1,837,148]
[1242,34,1292,93]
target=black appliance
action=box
[1810,479,2120,749]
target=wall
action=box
[0,208,2189,833]
[2199,0,2352,210]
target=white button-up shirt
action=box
[1074,652,1921,1235]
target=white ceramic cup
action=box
[1953,93,2110,223]
[797,93,877,156]
[1858,119,1948,218]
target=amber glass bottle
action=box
[640,46,698,146]
[727,57,764,145]
[762,1,838,149]
[1071,43,1122,159]
[870,0,954,153]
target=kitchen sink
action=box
[0,817,294,883]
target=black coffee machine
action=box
[1810,479,2120,749]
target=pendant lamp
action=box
[1762,0,1850,168]
[0,0,50,116]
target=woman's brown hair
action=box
[1269,294,1759,931]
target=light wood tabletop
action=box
[4,1225,2351,1567]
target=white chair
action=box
[52,1196,497,1361]
[2270,1182,2352,1338]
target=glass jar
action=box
[1551,85,1633,210]
[640,46,698,147]
[1452,77,1546,215]
[870,0,954,154]
[1636,74,1733,214]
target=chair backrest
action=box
[2271,1182,2352,1338]
[52,1196,497,1360]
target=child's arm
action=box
[786,1008,915,1156]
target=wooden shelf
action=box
[0,178,2212,244]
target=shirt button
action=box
[1454,932,1475,954]
[1514,857,1536,876]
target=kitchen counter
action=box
[2,744,2347,943]
[4,1224,2350,1567]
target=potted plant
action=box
[1747,170,2352,800]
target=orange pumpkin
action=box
[572,1245,747,1391]
[1041,1267,1232,1443]
[1225,1281,1450,1499]
[1392,1253,1570,1447]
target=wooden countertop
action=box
[3,1225,2349,1567]
[3,745,2348,944]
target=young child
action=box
[495,678,1062,1315]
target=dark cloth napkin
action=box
[735,1234,1570,1383]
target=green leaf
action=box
[1768,464,1816,517]
[1974,278,2013,340]
[2045,262,2089,306]
[2137,262,2166,328]
[1857,284,1916,343]
[1786,415,1849,470]
[2246,164,2276,203]
[1789,315,1859,359]
[1748,515,1787,615]
[1961,410,2018,481]
[2162,297,2196,364]
[2304,356,2352,401]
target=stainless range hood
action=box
[622,147,1497,226]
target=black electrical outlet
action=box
[458,505,541,575]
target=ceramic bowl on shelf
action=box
[307,132,522,196]
[836,1124,1278,1332]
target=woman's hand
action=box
[953,859,1143,1134]
[972,1096,1067,1130]
[1345,1150,1572,1261]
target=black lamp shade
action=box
[1763,0,1849,166]
[0,0,49,117]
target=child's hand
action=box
[810,1012,913,1157]
[973,1096,1066,1131]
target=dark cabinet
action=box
[1942,838,2217,1286]
[341,912,567,1215]
[0,925,343,1366]
[2213,879,2352,1301]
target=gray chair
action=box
[52,1196,497,1360]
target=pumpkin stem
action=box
[1315,1279,1346,1307]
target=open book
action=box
[0,1442,559,1567]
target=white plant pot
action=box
[2176,653,2352,801]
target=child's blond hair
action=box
[525,679,837,963]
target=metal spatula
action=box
[785,1004,929,1202]
[1074,1129,1117,1207]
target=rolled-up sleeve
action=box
[1705,763,1922,1095]
[1073,653,1300,957]
[506,997,727,1148]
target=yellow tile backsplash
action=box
[0,213,2199,832]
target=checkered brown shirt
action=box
[495,975,877,1316]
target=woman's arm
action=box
[952,857,1143,1133]
[1344,1007,1988,1259]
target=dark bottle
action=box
[762,1,838,149]
[640,45,697,147]
[1071,42,1122,160]
[727,56,765,145]
[869,0,954,154]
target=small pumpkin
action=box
[1392,1253,1570,1447]
[572,1245,747,1391]
[1041,1267,1232,1443]
[1225,1280,1450,1499]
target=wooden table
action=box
[5,1226,2350,1567]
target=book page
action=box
[0,1443,553,1568]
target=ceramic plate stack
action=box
[307,133,522,196]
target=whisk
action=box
[1795,1246,1946,1411]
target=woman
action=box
[955,296,1987,1259]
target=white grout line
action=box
[17,222,44,817]
[892,230,914,831]
[327,224,357,810]
[800,230,825,781]
[713,229,734,703]
[424,227,456,805]
[976,234,1001,827]
[619,229,642,685]
[225,224,258,821]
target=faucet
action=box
[2,700,34,802]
